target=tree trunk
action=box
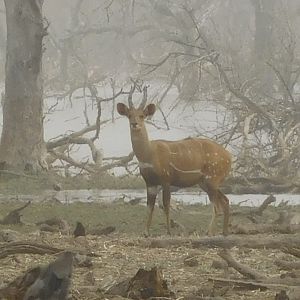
[0,0,47,172]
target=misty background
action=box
[0,0,299,186]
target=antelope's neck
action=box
[130,128,152,163]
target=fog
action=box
[0,0,300,181]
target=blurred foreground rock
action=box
[0,251,73,300]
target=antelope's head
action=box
[117,85,156,132]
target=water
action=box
[40,189,300,206]
[0,188,298,206]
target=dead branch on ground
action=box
[212,249,300,299]
[218,249,266,281]
[0,241,98,259]
[0,201,31,225]
[209,277,291,292]
[231,194,276,218]
[0,241,63,259]
[148,235,300,250]
[192,235,300,250]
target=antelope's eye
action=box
[139,115,144,119]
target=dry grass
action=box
[0,200,295,299]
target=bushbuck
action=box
[117,86,231,236]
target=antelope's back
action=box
[152,137,231,186]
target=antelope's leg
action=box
[218,190,230,236]
[145,185,158,236]
[207,189,219,236]
[162,184,171,235]
[208,205,217,236]
[199,180,221,236]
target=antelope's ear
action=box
[117,103,129,116]
[143,104,156,117]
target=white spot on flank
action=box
[206,153,210,157]
[214,153,218,156]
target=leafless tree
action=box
[0,0,47,172]
[1,0,300,189]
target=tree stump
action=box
[107,267,174,299]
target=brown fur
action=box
[117,102,231,235]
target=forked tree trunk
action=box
[0,0,47,172]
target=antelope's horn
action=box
[138,86,148,109]
[128,84,136,107]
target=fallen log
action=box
[0,241,99,259]
[148,235,300,250]
[255,195,276,216]
[149,238,192,249]
[218,249,266,281]
[192,235,300,250]
[0,241,63,259]
[208,277,290,291]
[215,249,300,299]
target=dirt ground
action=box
[0,199,299,299]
